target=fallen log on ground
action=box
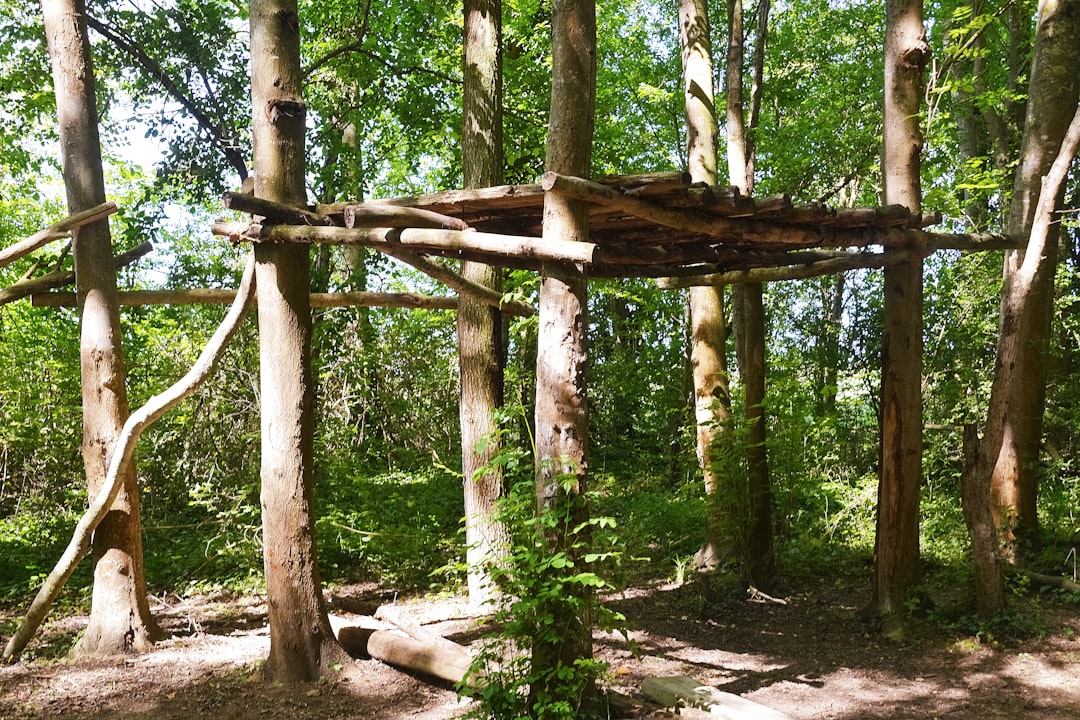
[336,625,474,686]
[1007,565,1080,594]
[641,676,795,720]
[373,603,477,658]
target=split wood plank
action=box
[640,676,795,720]
[0,201,118,270]
[541,172,922,249]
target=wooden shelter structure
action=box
[212,170,1021,282]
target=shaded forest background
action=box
[1,0,1079,633]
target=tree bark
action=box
[873,0,929,632]
[460,0,510,609]
[960,423,1005,619]
[40,0,161,658]
[250,0,347,682]
[679,0,732,574]
[532,0,596,706]
[984,0,1080,561]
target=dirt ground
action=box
[2,576,1079,720]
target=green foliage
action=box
[317,469,464,590]
[461,478,627,720]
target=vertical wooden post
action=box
[250,0,346,681]
[460,0,510,608]
[874,0,929,632]
[726,0,775,590]
[533,0,596,705]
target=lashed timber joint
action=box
[217,172,1024,281]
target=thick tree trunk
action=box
[41,0,160,658]
[250,0,347,682]
[460,0,510,608]
[532,0,596,707]
[679,0,732,573]
[873,0,929,632]
[985,0,1080,561]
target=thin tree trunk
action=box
[873,0,929,633]
[679,0,732,574]
[960,424,1005,619]
[986,0,1080,561]
[726,0,775,590]
[819,273,845,418]
[460,0,510,609]
[250,0,347,682]
[532,0,596,707]
[41,0,161,658]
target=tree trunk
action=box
[873,0,929,632]
[679,0,733,573]
[985,0,1080,561]
[532,0,596,707]
[726,0,775,590]
[460,0,510,609]
[819,273,845,418]
[250,0,347,682]
[960,424,1005,619]
[41,0,161,658]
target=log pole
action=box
[0,201,118,270]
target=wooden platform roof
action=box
[216,171,1021,283]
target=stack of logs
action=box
[213,170,1022,283]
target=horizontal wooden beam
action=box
[370,246,534,316]
[0,201,118,270]
[343,204,470,231]
[658,248,930,287]
[31,289,463,311]
[221,223,597,266]
[221,191,335,226]
[0,241,152,305]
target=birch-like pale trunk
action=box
[679,0,732,574]
[984,0,1080,561]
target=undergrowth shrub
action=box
[460,477,629,720]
